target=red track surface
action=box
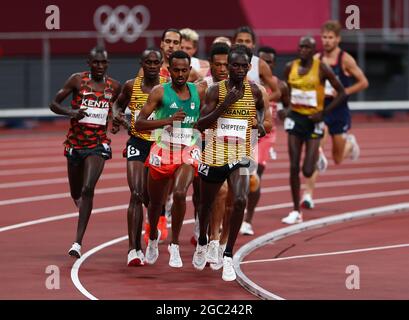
[0,115,408,300]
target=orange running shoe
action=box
[143,222,151,245]
[158,216,168,242]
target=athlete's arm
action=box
[111,79,133,133]
[259,58,281,102]
[318,62,346,118]
[277,62,292,120]
[254,84,272,133]
[135,85,185,130]
[188,68,202,82]
[251,83,266,137]
[49,73,88,120]
[342,52,369,95]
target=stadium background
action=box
[0,0,408,115]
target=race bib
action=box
[198,163,209,176]
[78,107,109,126]
[161,127,195,146]
[324,80,335,97]
[149,153,161,167]
[217,118,248,140]
[314,121,325,135]
[284,117,295,130]
[291,88,317,107]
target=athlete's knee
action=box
[332,154,344,165]
[302,165,315,178]
[130,189,144,204]
[81,184,96,198]
[173,189,187,203]
[233,195,247,211]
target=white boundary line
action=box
[233,202,409,300]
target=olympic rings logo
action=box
[94,5,150,43]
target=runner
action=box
[111,48,166,266]
[280,36,346,224]
[302,20,369,209]
[180,28,210,77]
[194,44,266,281]
[49,47,121,258]
[135,50,205,268]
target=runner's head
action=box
[140,48,163,80]
[180,28,199,58]
[233,26,256,50]
[228,44,252,82]
[168,50,191,87]
[321,20,342,53]
[160,28,182,61]
[88,47,108,81]
[209,42,230,81]
[298,36,316,62]
[212,36,232,47]
[258,46,277,73]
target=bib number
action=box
[127,145,140,158]
[314,121,325,135]
[78,107,109,125]
[291,88,318,107]
[149,153,161,167]
[217,118,248,140]
[284,117,295,130]
[198,163,209,176]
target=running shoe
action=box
[206,240,219,264]
[240,221,254,235]
[301,193,315,209]
[192,243,207,270]
[222,256,236,281]
[347,134,360,161]
[127,249,145,267]
[210,243,226,271]
[143,222,150,245]
[281,211,303,224]
[68,242,81,258]
[168,243,183,268]
[145,229,161,265]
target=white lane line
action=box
[234,202,409,300]
[241,243,409,264]
[3,167,409,190]
[2,189,409,233]
[0,204,127,233]
[70,218,195,300]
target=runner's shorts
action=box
[123,136,153,162]
[64,143,112,166]
[284,110,324,140]
[198,158,251,184]
[145,142,201,180]
[324,98,351,135]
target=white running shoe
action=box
[222,256,236,281]
[316,150,328,173]
[240,221,254,235]
[192,243,207,270]
[301,193,314,209]
[68,242,81,258]
[210,243,226,271]
[145,229,161,265]
[206,240,219,264]
[281,211,303,224]
[168,243,183,268]
[127,249,145,267]
[347,134,360,161]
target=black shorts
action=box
[65,143,112,166]
[284,110,324,140]
[123,136,153,162]
[324,99,351,135]
[198,158,251,184]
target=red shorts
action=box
[257,127,276,165]
[145,143,201,180]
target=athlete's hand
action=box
[257,123,266,138]
[169,108,186,125]
[308,111,324,123]
[252,117,258,128]
[70,107,89,120]
[112,111,129,133]
[222,86,242,108]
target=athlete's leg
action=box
[303,138,321,179]
[288,134,304,212]
[244,164,265,224]
[126,160,147,252]
[74,155,105,245]
[67,161,84,208]
[224,167,250,257]
[332,133,348,164]
[170,164,195,245]
[209,181,228,241]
